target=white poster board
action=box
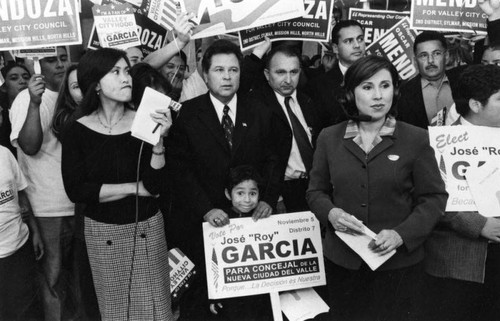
[428,126,500,212]
[203,211,326,300]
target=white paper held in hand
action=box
[131,87,172,145]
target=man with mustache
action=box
[397,31,463,129]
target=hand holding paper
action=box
[335,226,397,271]
[131,87,173,145]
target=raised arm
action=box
[17,75,45,155]
[143,12,195,69]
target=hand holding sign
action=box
[479,0,500,20]
[174,12,196,46]
[28,74,46,106]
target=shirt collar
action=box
[421,73,449,89]
[344,115,397,139]
[274,90,298,106]
[209,93,237,114]
[338,61,349,75]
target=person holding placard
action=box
[306,55,447,321]
[61,48,173,321]
[9,46,74,321]
[167,39,280,321]
[423,64,500,321]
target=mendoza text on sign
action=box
[0,0,82,50]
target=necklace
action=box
[97,110,125,134]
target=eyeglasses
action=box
[416,50,445,61]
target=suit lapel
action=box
[263,85,289,127]
[343,139,366,163]
[197,94,230,152]
[230,97,249,155]
[414,76,429,126]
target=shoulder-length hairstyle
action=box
[130,62,172,108]
[52,64,79,140]
[338,55,400,119]
[77,48,133,116]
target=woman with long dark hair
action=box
[61,48,173,321]
[307,55,447,321]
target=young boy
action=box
[210,165,273,321]
[0,144,44,320]
[224,165,261,219]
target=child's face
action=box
[229,180,259,214]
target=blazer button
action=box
[361,203,367,207]
[362,165,366,169]
[106,240,112,245]
[140,233,146,239]
[361,184,366,188]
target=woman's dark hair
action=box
[52,64,79,140]
[130,62,172,108]
[225,165,263,193]
[338,55,400,119]
[77,48,132,116]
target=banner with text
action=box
[428,126,500,212]
[366,18,418,80]
[238,0,333,51]
[89,12,167,56]
[410,0,487,33]
[203,212,326,300]
[92,3,141,49]
[348,9,410,46]
[0,0,82,50]
[186,0,305,39]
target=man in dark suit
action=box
[166,39,280,320]
[249,45,321,213]
[397,31,463,128]
[305,20,366,127]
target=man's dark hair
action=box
[331,20,363,45]
[455,64,500,117]
[201,39,243,74]
[225,165,262,193]
[264,45,301,69]
[413,31,447,54]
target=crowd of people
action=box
[0,1,499,321]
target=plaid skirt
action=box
[85,212,173,321]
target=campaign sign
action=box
[89,13,167,57]
[348,9,410,46]
[11,47,57,58]
[366,18,418,80]
[410,0,487,33]
[428,126,500,212]
[187,0,306,39]
[168,248,196,303]
[203,212,326,300]
[0,0,82,51]
[238,0,333,51]
[92,3,141,49]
